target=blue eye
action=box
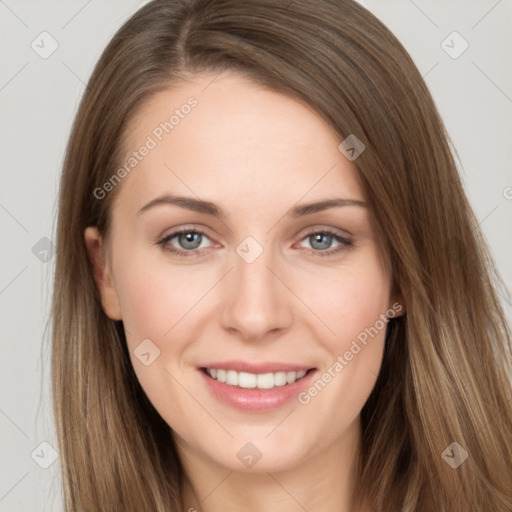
[157,228,212,257]
[297,230,352,256]
[156,228,352,258]
[171,231,205,250]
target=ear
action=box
[388,287,406,318]
[388,300,406,318]
[84,227,122,320]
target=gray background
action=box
[1,1,511,510]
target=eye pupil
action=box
[179,232,202,249]
[310,233,332,250]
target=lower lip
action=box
[199,369,317,412]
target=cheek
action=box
[292,250,390,413]
[113,247,208,345]
[112,249,206,415]
[116,268,172,343]
[301,253,391,351]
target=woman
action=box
[51,0,512,510]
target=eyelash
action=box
[156,227,353,258]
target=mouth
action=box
[198,362,317,412]
[201,367,312,389]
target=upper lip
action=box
[199,361,315,374]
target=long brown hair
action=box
[51,0,512,510]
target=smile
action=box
[198,362,317,412]
[204,368,309,389]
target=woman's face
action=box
[86,71,399,473]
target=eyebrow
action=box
[137,194,367,218]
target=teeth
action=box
[257,373,274,389]
[226,370,238,386]
[274,371,287,386]
[238,372,256,388]
[206,368,309,389]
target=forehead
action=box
[114,71,364,214]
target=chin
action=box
[202,434,312,474]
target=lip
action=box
[198,361,317,412]
[198,360,313,374]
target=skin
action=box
[85,71,402,512]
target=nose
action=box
[220,244,294,342]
